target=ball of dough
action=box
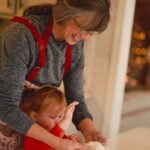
[86,141,107,150]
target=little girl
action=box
[20,86,80,150]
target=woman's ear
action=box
[29,111,38,121]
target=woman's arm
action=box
[27,123,92,150]
[63,42,92,128]
[78,118,107,145]
[0,23,35,134]
[63,42,107,145]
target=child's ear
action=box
[29,111,38,121]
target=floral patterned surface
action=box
[0,121,23,150]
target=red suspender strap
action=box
[12,16,52,81]
[12,16,72,81]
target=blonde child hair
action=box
[20,86,66,115]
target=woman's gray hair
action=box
[23,0,110,33]
[53,0,110,33]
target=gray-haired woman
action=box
[0,0,110,149]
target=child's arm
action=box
[59,101,79,131]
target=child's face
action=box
[34,101,66,130]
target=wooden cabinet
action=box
[0,0,56,18]
[16,0,27,16]
[0,0,27,18]
[26,0,56,6]
[17,0,56,16]
[0,0,16,18]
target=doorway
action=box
[120,0,150,132]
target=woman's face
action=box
[60,15,97,45]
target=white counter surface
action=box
[108,127,150,150]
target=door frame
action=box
[102,0,136,137]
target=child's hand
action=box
[59,101,79,131]
[64,101,79,121]
[68,133,81,142]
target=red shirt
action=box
[24,124,69,150]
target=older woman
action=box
[0,0,110,149]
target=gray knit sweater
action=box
[0,14,92,134]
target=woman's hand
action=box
[68,133,81,142]
[78,118,107,146]
[24,80,39,89]
[55,138,92,150]
[84,129,107,145]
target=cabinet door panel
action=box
[27,0,56,6]
[16,0,27,16]
[0,0,15,15]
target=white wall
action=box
[84,28,113,130]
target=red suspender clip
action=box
[12,16,72,82]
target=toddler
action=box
[20,86,80,150]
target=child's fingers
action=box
[69,134,81,142]
[67,101,79,112]
[68,101,79,108]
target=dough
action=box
[86,141,108,150]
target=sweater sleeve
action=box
[63,42,93,129]
[50,124,70,140]
[24,135,53,150]
[0,23,35,134]
[50,124,65,138]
